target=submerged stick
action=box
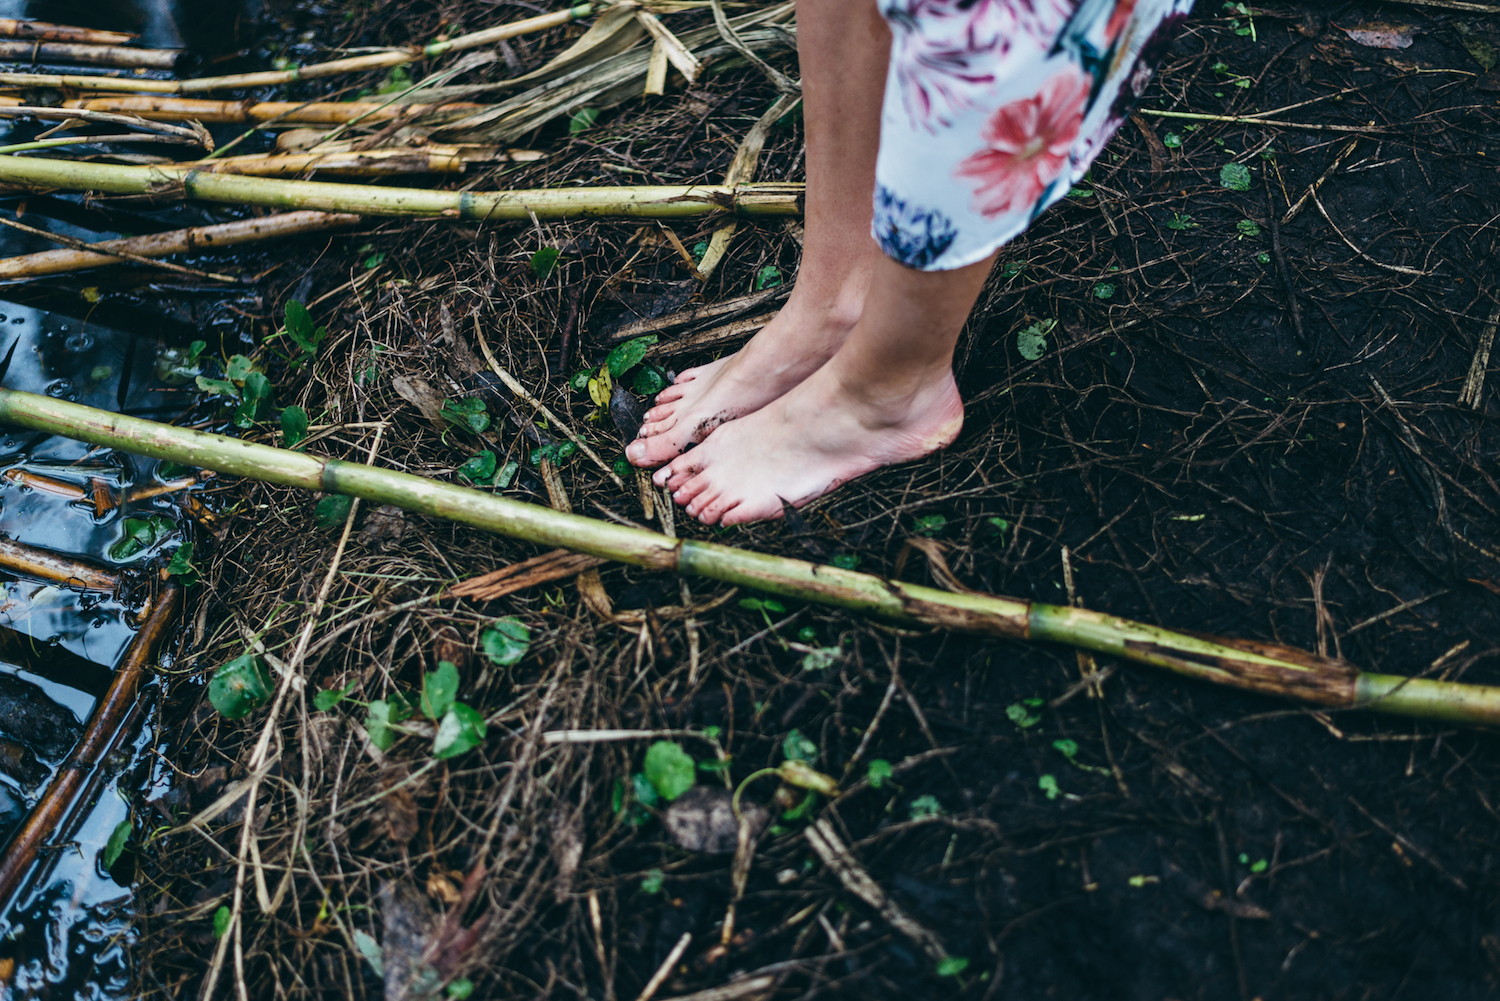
[0,156,804,220]
[0,210,360,280]
[0,390,1493,728]
[0,40,181,70]
[0,582,179,908]
[0,536,117,592]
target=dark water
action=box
[0,1,270,995]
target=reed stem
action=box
[0,40,180,70]
[0,389,1491,727]
[0,156,804,220]
[0,20,136,46]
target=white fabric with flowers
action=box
[873,0,1195,270]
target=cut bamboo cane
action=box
[0,21,137,46]
[0,536,117,592]
[0,582,179,907]
[162,148,473,177]
[0,210,360,280]
[48,95,484,126]
[0,40,181,70]
[0,156,805,220]
[0,388,1493,728]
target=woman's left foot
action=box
[651,353,964,525]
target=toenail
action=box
[627,441,645,461]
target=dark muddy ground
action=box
[45,2,1495,1000]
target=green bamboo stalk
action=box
[0,388,1491,727]
[0,156,804,219]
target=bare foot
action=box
[650,355,964,525]
[624,294,860,469]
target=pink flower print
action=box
[957,69,1091,218]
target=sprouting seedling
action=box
[1005,698,1044,729]
[1052,739,1112,775]
[1166,212,1199,231]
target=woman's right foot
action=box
[625,290,862,469]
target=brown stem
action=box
[0,40,180,70]
[0,583,180,906]
[0,537,117,592]
[0,20,136,46]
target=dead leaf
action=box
[549,808,584,902]
[1339,22,1415,50]
[390,375,446,428]
[446,549,609,601]
[425,869,462,905]
[357,504,407,551]
[379,880,441,1001]
[664,786,768,855]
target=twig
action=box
[471,313,625,489]
[1136,109,1386,133]
[0,215,238,283]
[1458,306,1499,409]
[1282,139,1356,224]
[636,932,692,1001]
[1312,193,1429,276]
[708,0,798,95]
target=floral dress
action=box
[873,0,1195,270]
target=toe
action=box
[720,497,783,526]
[697,493,741,525]
[628,432,683,469]
[637,414,677,438]
[672,473,711,506]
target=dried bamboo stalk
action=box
[0,40,180,70]
[49,95,483,125]
[0,389,1493,728]
[0,156,804,220]
[0,210,360,280]
[0,582,179,907]
[0,536,117,592]
[0,20,136,45]
[165,148,473,177]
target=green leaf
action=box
[285,301,317,351]
[570,369,593,391]
[914,513,947,536]
[800,646,841,672]
[366,699,396,751]
[225,354,255,383]
[480,618,531,666]
[421,661,460,720]
[1457,23,1497,71]
[908,794,943,819]
[568,107,599,134]
[640,868,664,894]
[440,397,490,434]
[633,365,668,395]
[755,265,782,290]
[1220,161,1252,191]
[605,336,658,377]
[830,553,860,570]
[458,450,498,486]
[1005,701,1043,729]
[1250,858,1269,874]
[631,771,659,809]
[233,371,274,429]
[738,597,786,614]
[315,494,353,528]
[643,740,695,802]
[696,758,731,773]
[1039,774,1061,800]
[1093,282,1116,299]
[90,364,112,381]
[1256,251,1272,265]
[109,515,174,562]
[363,252,386,270]
[530,247,560,279]
[782,728,818,764]
[1236,218,1261,238]
[165,541,199,586]
[1163,132,1182,148]
[313,680,357,712]
[209,654,273,719]
[936,956,969,978]
[353,929,384,977]
[433,703,487,759]
[866,758,892,789]
[495,460,520,489]
[1015,319,1055,361]
[446,979,475,1000]
[987,516,1010,537]
[281,406,309,447]
[213,905,232,939]
[195,375,239,398]
[186,340,207,365]
[1166,212,1198,231]
[1052,739,1079,761]
[103,819,131,869]
[529,441,577,466]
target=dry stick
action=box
[0,20,135,45]
[0,39,181,70]
[167,147,475,178]
[696,91,799,278]
[19,95,483,126]
[0,210,360,280]
[2,389,1499,728]
[1458,306,1499,409]
[1282,139,1357,225]
[1135,109,1388,134]
[200,427,382,1001]
[804,819,948,962]
[0,536,117,591]
[0,105,208,144]
[0,583,180,908]
[636,931,692,1001]
[0,215,239,283]
[1311,192,1429,276]
[0,154,805,220]
[473,316,627,489]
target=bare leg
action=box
[626,0,889,469]
[652,249,996,525]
